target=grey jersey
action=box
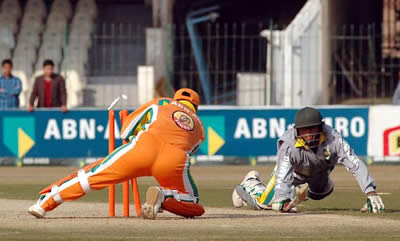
[274,124,376,200]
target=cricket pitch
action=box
[0,165,399,241]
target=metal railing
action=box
[6,21,400,107]
[87,23,148,77]
[169,22,268,105]
[169,22,399,105]
[330,24,398,104]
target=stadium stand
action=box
[0,14,19,34]
[61,0,97,108]
[24,0,46,20]
[0,42,11,61]
[1,0,22,19]
[0,0,21,49]
[0,0,22,105]
[12,0,46,107]
[51,0,72,20]
[6,0,97,108]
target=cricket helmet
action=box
[173,88,200,110]
[294,107,323,148]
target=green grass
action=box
[2,226,400,241]
[0,183,237,209]
[4,183,400,223]
[304,190,400,220]
[1,166,400,241]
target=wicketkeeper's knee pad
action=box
[39,159,102,195]
[162,198,205,218]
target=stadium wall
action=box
[0,105,398,165]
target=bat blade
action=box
[284,183,308,212]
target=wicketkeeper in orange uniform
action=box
[28,88,206,219]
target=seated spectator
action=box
[0,59,22,109]
[28,59,68,112]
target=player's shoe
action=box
[233,170,263,210]
[232,188,247,208]
[28,194,47,218]
[241,170,262,185]
[234,185,259,209]
[142,186,164,219]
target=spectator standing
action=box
[28,59,68,112]
[0,59,22,109]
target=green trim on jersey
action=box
[124,108,154,141]
[187,161,199,201]
[90,143,129,173]
[158,99,171,106]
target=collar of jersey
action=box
[295,132,326,150]
[178,100,196,113]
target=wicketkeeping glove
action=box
[361,195,384,213]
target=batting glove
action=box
[271,198,291,212]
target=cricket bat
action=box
[284,183,309,212]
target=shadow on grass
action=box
[200,213,303,219]
[43,212,311,221]
[44,216,133,219]
[381,209,400,213]
[308,208,400,213]
[308,208,361,212]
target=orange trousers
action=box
[39,131,204,217]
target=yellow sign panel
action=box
[18,128,35,158]
[208,127,225,155]
[389,129,400,155]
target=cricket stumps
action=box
[108,109,141,217]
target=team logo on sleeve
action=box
[173,111,194,131]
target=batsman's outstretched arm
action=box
[335,135,376,194]
[334,132,384,213]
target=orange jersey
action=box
[121,98,205,153]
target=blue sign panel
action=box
[0,110,123,158]
[197,107,369,156]
[0,107,368,158]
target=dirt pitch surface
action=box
[0,165,400,241]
